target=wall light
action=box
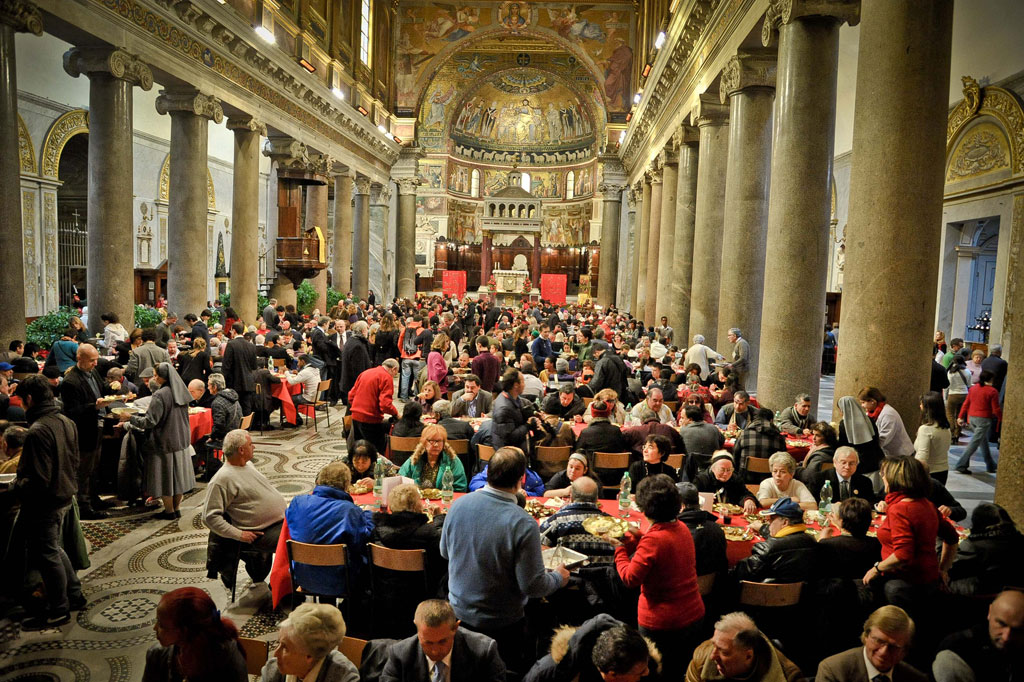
[393,135,402,144]
[255,5,275,43]
[357,105,369,116]
[618,130,626,145]
[625,112,632,123]
[633,91,642,105]
[654,31,666,49]
[329,64,345,99]
[377,123,388,135]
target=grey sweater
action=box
[203,462,286,540]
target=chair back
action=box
[582,396,594,408]
[663,400,678,414]
[666,454,684,469]
[820,462,835,472]
[746,456,771,474]
[273,358,287,369]
[369,543,426,572]
[594,451,630,470]
[696,573,716,597]
[738,580,804,607]
[746,483,761,495]
[287,540,348,567]
[238,637,269,676]
[340,637,368,669]
[478,443,495,462]
[316,379,331,399]
[536,445,571,462]
[388,435,421,467]
[448,439,470,454]
[240,412,254,430]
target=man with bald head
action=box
[60,343,111,519]
[934,589,1024,682]
[539,475,616,564]
[626,386,674,425]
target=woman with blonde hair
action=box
[417,379,443,411]
[177,336,211,385]
[427,332,450,394]
[398,424,467,491]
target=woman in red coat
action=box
[604,474,704,681]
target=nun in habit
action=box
[120,362,196,519]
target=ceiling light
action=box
[641,63,652,78]
[654,32,666,49]
[299,58,315,73]
[255,25,275,42]
[393,135,402,144]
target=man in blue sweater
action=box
[440,446,569,673]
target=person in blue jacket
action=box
[470,463,546,496]
[397,424,468,491]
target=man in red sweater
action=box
[955,369,1002,474]
[348,358,399,455]
[470,336,501,393]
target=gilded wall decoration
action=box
[397,4,489,107]
[946,124,1010,181]
[448,161,473,195]
[416,195,447,215]
[540,201,592,246]
[157,155,217,210]
[40,110,89,179]
[18,114,35,175]
[946,78,1024,178]
[449,199,482,242]
[22,190,39,310]
[44,191,58,308]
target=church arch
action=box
[18,114,36,175]
[40,109,89,179]
[158,154,217,210]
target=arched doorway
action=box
[57,133,88,307]
[963,218,999,343]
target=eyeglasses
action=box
[866,633,905,653]
[425,438,445,445]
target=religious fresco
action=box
[540,201,593,246]
[574,165,594,197]
[449,199,483,243]
[419,160,446,190]
[448,160,474,195]
[529,170,564,199]
[483,169,509,196]
[416,195,447,215]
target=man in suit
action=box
[220,322,258,420]
[816,605,927,682]
[812,446,876,504]
[450,375,493,417]
[60,344,111,520]
[262,298,277,328]
[381,599,506,682]
[126,328,170,382]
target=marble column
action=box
[622,189,637,310]
[332,170,353,294]
[0,1,41,345]
[597,182,624,307]
[671,127,700,346]
[655,148,679,327]
[630,180,650,315]
[715,51,776,392]
[834,0,953,427]
[643,163,664,325]
[759,2,858,414]
[998,195,1024,522]
[156,89,223,318]
[395,178,419,300]
[63,47,152,335]
[351,176,371,299]
[305,155,330,314]
[688,95,730,342]
[226,115,265,326]
[532,234,541,290]
[481,232,493,287]
[369,182,391,299]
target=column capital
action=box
[598,183,626,199]
[626,188,638,210]
[677,124,700,146]
[397,177,420,195]
[307,153,333,176]
[633,179,646,194]
[371,182,392,205]
[263,136,308,170]
[354,176,372,195]
[226,114,267,135]
[647,165,663,185]
[63,47,153,90]
[720,50,777,103]
[691,93,730,128]
[659,146,679,167]
[762,0,860,46]
[0,0,42,35]
[155,89,224,123]
[330,161,352,177]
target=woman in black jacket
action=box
[372,313,401,366]
[176,338,211,385]
[948,503,1024,596]
[692,452,758,513]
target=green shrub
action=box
[296,280,318,315]
[257,293,269,316]
[134,305,163,330]
[218,292,231,307]
[26,307,77,348]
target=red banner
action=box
[442,270,467,299]
[540,273,567,305]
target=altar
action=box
[479,167,543,300]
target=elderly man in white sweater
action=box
[204,429,286,592]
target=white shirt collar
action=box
[424,648,452,681]
[863,647,888,680]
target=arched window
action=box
[471,169,480,197]
[499,204,505,217]
[566,171,575,200]
[488,202,495,217]
[520,172,531,192]
[518,203,526,217]
[528,205,536,218]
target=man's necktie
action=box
[841,480,850,500]
[432,661,447,682]
[468,400,476,418]
[872,675,890,682]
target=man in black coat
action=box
[310,316,342,404]
[381,599,505,682]
[340,321,372,407]
[590,341,629,401]
[220,322,258,419]
[491,369,537,453]
[60,343,110,519]
[677,482,727,577]
[811,446,876,504]
[981,344,1009,392]
[540,383,586,420]
[484,302,501,332]
[732,497,819,584]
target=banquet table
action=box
[268,375,303,425]
[188,407,213,444]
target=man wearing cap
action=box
[732,497,819,584]
[575,399,627,463]
[540,383,586,420]
[724,328,750,390]
[626,387,674,426]
[692,452,758,514]
[590,340,629,400]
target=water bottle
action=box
[441,467,454,507]
[819,479,833,514]
[774,410,781,428]
[618,471,631,518]
[373,458,385,510]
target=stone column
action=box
[369,181,392,298]
[688,94,730,342]
[332,169,353,295]
[655,147,679,327]
[597,182,624,307]
[620,189,637,310]
[63,47,153,335]
[715,51,776,392]
[395,177,419,300]
[305,154,331,313]
[643,162,663,324]
[999,195,1024,522]
[351,175,371,299]
[630,179,650,315]
[156,89,223,318]
[671,126,700,346]
[0,1,41,345]
[759,2,859,414]
[532,234,541,290]
[834,0,952,427]
[481,232,493,287]
[226,115,265,326]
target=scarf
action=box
[838,396,875,445]
[866,401,885,420]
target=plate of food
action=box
[582,515,630,538]
[420,488,443,500]
[713,503,744,516]
[349,483,372,496]
[541,545,589,570]
[722,526,754,542]
[525,499,555,518]
[787,439,813,448]
[110,406,140,417]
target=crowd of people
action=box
[0,292,1019,681]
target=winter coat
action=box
[210,388,242,442]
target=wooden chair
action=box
[340,636,368,669]
[746,456,771,475]
[448,439,470,455]
[704,403,715,421]
[820,462,835,472]
[447,439,475,477]
[273,358,287,369]
[666,454,684,469]
[238,637,269,676]
[240,412,253,431]
[664,400,678,415]
[697,573,716,597]
[369,543,428,637]
[253,383,264,436]
[388,435,421,467]
[582,396,594,409]
[477,443,495,463]
[286,540,350,618]
[535,445,571,479]
[738,580,804,607]
[343,414,352,437]
[594,452,630,497]
[296,379,332,432]
[746,483,761,495]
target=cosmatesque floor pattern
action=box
[0,410,349,682]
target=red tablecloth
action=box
[189,408,213,444]
[269,378,303,425]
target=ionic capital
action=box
[678,124,700,146]
[691,93,730,128]
[63,47,153,90]
[0,0,42,34]
[762,0,860,47]
[659,146,679,167]
[263,136,308,170]
[307,153,333,176]
[720,50,777,103]
[226,115,267,135]
[155,89,224,123]
[354,176,372,195]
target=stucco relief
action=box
[946,125,1010,181]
